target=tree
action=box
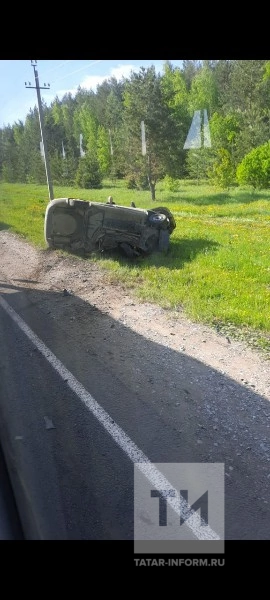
[205,111,241,179]
[103,89,125,177]
[222,60,268,113]
[208,148,235,189]
[123,66,176,199]
[181,60,202,90]
[22,107,47,183]
[12,120,27,182]
[73,102,98,154]
[186,149,214,181]
[105,89,124,130]
[97,126,111,176]
[95,77,125,127]
[211,60,233,110]
[160,62,190,177]
[236,141,270,189]
[210,112,240,152]
[0,125,20,182]
[188,64,218,117]
[75,152,102,189]
[3,59,270,190]
[51,94,80,183]
[219,60,270,161]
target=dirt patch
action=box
[0,230,269,402]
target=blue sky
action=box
[0,60,183,129]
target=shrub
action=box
[75,153,102,189]
[186,148,214,181]
[236,141,270,189]
[208,148,235,189]
[163,174,180,192]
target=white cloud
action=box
[55,87,81,98]
[110,63,141,79]
[54,63,142,100]
[42,92,58,103]
[79,64,141,90]
[76,74,110,91]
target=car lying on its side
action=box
[44,198,176,257]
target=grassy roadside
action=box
[1,179,270,355]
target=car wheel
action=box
[152,207,176,234]
[148,213,167,229]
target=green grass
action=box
[1,179,270,355]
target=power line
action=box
[42,60,73,76]
[51,60,103,84]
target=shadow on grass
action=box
[83,237,220,271]
[0,222,10,231]
[101,181,123,190]
[163,189,270,206]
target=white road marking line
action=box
[0,295,220,541]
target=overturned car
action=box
[44,198,176,257]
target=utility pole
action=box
[25,60,54,201]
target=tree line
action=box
[1,60,270,197]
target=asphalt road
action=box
[0,275,270,544]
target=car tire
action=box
[148,213,167,229]
[152,207,176,234]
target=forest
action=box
[1,60,270,198]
